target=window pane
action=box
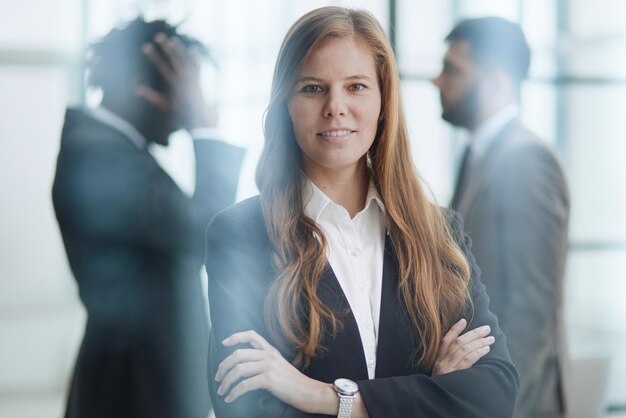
[457,0,520,21]
[0,0,82,51]
[565,41,626,79]
[401,80,455,204]
[522,0,558,78]
[522,0,557,48]
[565,0,626,78]
[566,250,626,406]
[0,66,76,303]
[396,0,452,76]
[566,85,626,242]
[520,82,557,147]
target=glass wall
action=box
[0,0,624,415]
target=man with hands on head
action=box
[52,18,244,418]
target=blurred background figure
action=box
[51,17,243,418]
[433,17,569,418]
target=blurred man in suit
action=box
[52,17,244,418]
[434,17,570,418]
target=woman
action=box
[206,7,518,417]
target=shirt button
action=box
[350,248,361,256]
[365,321,372,330]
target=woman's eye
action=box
[349,83,366,92]
[302,85,323,93]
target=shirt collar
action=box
[471,104,518,158]
[88,105,149,150]
[302,177,385,222]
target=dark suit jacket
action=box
[52,108,244,418]
[205,196,519,418]
[451,119,570,418]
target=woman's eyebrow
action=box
[345,75,375,82]
[295,76,324,83]
[295,75,374,83]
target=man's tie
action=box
[450,145,473,210]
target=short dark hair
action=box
[87,17,207,94]
[446,17,530,82]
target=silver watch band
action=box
[337,394,354,418]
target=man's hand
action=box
[137,33,217,130]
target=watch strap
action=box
[337,394,354,418]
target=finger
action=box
[215,348,265,382]
[449,335,495,368]
[154,33,188,75]
[450,324,491,352]
[217,361,265,397]
[187,45,203,68]
[444,318,468,341]
[455,344,492,370]
[224,374,266,403]
[438,318,467,356]
[134,85,169,112]
[222,330,273,350]
[142,42,175,82]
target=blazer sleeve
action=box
[357,211,519,418]
[205,210,327,418]
[191,138,244,234]
[52,135,200,254]
[494,143,569,404]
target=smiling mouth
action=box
[317,129,355,138]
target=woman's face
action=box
[287,35,382,178]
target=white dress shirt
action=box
[303,179,386,379]
[456,104,520,192]
[88,105,148,149]
[87,105,226,196]
[471,104,519,159]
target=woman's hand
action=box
[214,330,337,415]
[432,319,495,376]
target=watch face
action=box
[334,378,359,395]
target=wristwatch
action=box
[333,378,359,418]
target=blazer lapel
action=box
[306,264,369,381]
[456,119,520,218]
[374,235,429,377]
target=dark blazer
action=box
[52,108,244,418]
[451,119,570,418]
[205,196,519,418]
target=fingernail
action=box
[214,373,220,382]
[221,337,229,345]
[217,385,224,396]
[224,394,232,403]
[480,325,491,332]
[482,346,491,352]
[486,336,495,343]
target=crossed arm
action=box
[211,319,495,416]
[205,209,517,418]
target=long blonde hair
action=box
[256,6,471,370]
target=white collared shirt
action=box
[88,105,148,149]
[471,104,519,159]
[87,105,226,196]
[456,104,520,191]
[303,179,386,379]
